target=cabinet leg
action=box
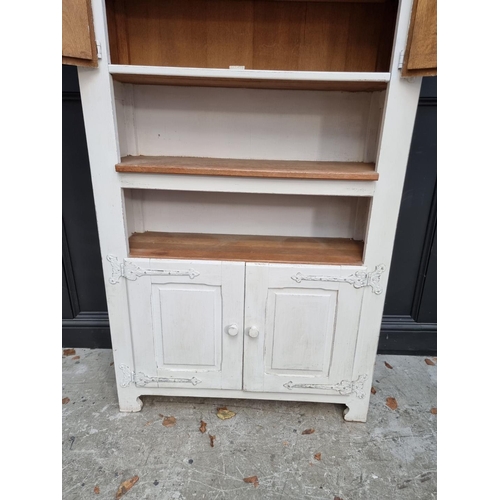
[117,388,143,413]
[343,398,370,423]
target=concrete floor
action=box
[62,349,437,499]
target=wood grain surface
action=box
[106,0,397,73]
[402,0,437,76]
[129,231,364,265]
[62,0,97,67]
[117,156,379,180]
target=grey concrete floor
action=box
[62,350,437,499]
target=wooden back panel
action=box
[106,0,398,72]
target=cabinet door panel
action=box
[152,284,221,369]
[244,263,363,394]
[62,0,97,67]
[127,259,244,390]
[265,288,337,375]
[402,0,437,76]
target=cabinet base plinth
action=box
[114,386,373,420]
[343,399,370,423]
[117,388,144,413]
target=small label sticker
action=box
[229,66,245,70]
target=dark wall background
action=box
[62,65,437,354]
[379,77,437,353]
[62,66,110,347]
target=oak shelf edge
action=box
[117,156,379,181]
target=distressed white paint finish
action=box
[123,189,144,237]
[265,289,337,375]
[113,83,129,158]
[153,284,220,368]
[77,0,141,412]
[109,64,391,84]
[363,92,386,163]
[114,83,138,157]
[78,0,424,421]
[244,263,364,395]
[124,190,367,239]
[119,173,376,197]
[345,0,423,422]
[126,259,244,390]
[115,385,364,412]
[353,198,371,242]
[291,264,385,295]
[115,83,385,162]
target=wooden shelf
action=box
[129,232,364,265]
[116,156,378,181]
[110,66,390,91]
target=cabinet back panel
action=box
[106,0,398,72]
[124,189,369,239]
[114,83,384,162]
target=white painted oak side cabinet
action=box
[63,0,437,422]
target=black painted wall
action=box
[62,66,110,348]
[379,77,437,354]
[62,66,436,354]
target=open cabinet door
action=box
[402,0,437,77]
[62,0,98,67]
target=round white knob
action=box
[248,326,259,338]
[227,324,239,336]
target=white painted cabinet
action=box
[71,0,426,421]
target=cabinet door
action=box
[126,259,244,390]
[402,0,437,77]
[62,0,97,67]
[244,263,364,395]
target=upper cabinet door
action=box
[62,0,98,67]
[402,0,437,77]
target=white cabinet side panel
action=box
[351,0,424,405]
[363,91,386,163]
[77,0,135,399]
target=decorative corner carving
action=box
[107,255,123,285]
[119,364,202,388]
[291,265,386,295]
[283,374,368,399]
[107,255,200,284]
[120,363,134,388]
